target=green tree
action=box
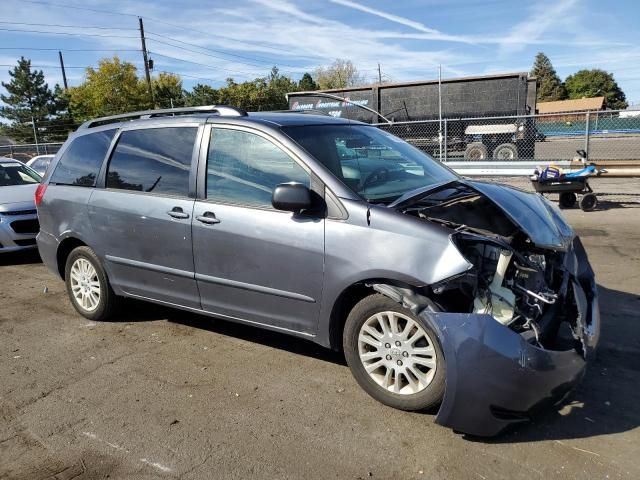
[69,56,149,121]
[314,59,365,90]
[0,57,56,143]
[530,52,567,102]
[184,84,219,106]
[298,72,317,91]
[565,69,628,110]
[152,72,185,108]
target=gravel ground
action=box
[1,179,639,480]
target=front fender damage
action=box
[420,311,586,437]
[370,236,600,437]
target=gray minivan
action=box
[36,106,599,436]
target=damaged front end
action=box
[391,180,600,436]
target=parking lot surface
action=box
[1,179,639,480]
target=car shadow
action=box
[467,284,640,443]
[0,249,41,266]
[111,298,346,366]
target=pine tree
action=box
[530,52,567,102]
[298,73,318,91]
[0,57,55,143]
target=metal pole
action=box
[31,116,39,155]
[438,65,443,161]
[584,111,590,160]
[377,63,382,84]
[139,17,154,106]
[58,51,68,90]
[443,118,448,162]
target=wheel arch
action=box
[56,236,88,279]
[327,278,435,351]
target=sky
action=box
[1,0,639,105]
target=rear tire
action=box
[65,246,118,321]
[559,192,577,209]
[343,294,445,411]
[492,142,518,160]
[464,142,488,161]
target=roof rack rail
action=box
[78,105,247,129]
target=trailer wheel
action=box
[559,192,577,209]
[464,142,488,161]
[580,193,598,211]
[492,143,518,160]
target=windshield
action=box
[0,163,42,186]
[283,125,457,203]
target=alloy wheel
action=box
[357,311,437,395]
[69,257,101,312]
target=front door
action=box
[192,126,324,334]
[89,125,201,308]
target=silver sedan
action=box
[0,157,41,253]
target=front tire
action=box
[343,294,445,411]
[65,246,118,321]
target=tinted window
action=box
[107,127,197,196]
[0,163,41,186]
[207,129,309,208]
[50,130,116,186]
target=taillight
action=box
[35,183,47,207]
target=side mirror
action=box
[272,182,312,213]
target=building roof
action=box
[537,97,605,114]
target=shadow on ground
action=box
[0,249,41,267]
[110,298,346,366]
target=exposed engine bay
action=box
[398,182,583,353]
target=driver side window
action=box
[206,128,310,208]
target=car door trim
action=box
[124,291,316,338]
[105,254,194,279]
[194,272,316,303]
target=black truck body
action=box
[288,72,538,160]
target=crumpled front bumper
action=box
[420,237,600,437]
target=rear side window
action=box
[50,129,116,186]
[106,127,197,196]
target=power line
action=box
[0,47,141,52]
[0,21,137,30]
[0,27,139,39]
[146,31,302,69]
[19,0,138,18]
[149,52,268,77]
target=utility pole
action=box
[31,116,39,155]
[58,51,68,90]
[138,17,154,106]
[377,63,382,84]
[438,65,443,161]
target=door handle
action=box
[167,207,190,219]
[196,211,221,225]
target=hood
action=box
[466,180,574,250]
[391,180,574,250]
[0,184,38,212]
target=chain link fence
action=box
[376,109,640,164]
[0,143,63,163]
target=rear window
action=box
[106,127,197,196]
[50,129,116,186]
